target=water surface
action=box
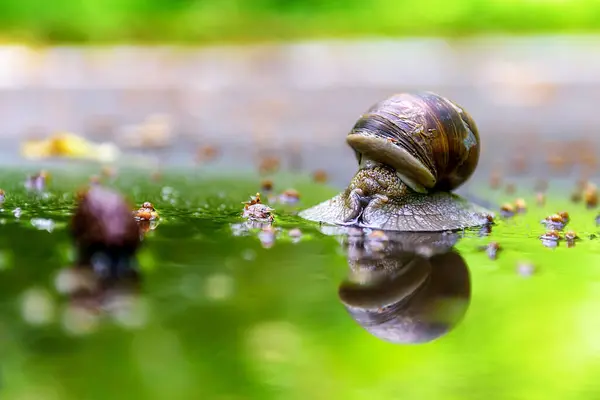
[1,167,599,400]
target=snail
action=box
[299,92,492,232]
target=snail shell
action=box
[347,92,480,194]
[298,91,492,232]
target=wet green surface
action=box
[0,167,600,400]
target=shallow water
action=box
[0,167,599,400]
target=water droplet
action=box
[62,304,99,336]
[21,288,55,326]
[31,218,55,232]
[205,274,234,301]
[242,249,256,261]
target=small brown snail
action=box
[299,92,491,231]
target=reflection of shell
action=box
[339,248,470,344]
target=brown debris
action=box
[536,192,546,207]
[489,171,502,190]
[514,198,527,213]
[134,202,159,221]
[500,203,515,218]
[258,156,281,175]
[242,193,263,209]
[584,184,598,209]
[196,145,219,164]
[260,179,274,193]
[505,183,516,195]
[312,169,329,184]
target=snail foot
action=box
[342,190,389,226]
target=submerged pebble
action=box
[288,228,303,243]
[517,262,536,277]
[485,242,501,260]
[540,230,561,249]
[258,226,276,248]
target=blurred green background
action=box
[1,0,600,44]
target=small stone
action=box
[500,203,515,218]
[540,230,561,248]
[541,214,566,231]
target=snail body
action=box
[299,92,492,232]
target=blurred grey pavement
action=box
[1,35,600,187]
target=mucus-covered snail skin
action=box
[299,91,492,232]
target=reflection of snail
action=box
[300,92,492,231]
[55,263,142,316]
[338,233,471,344]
